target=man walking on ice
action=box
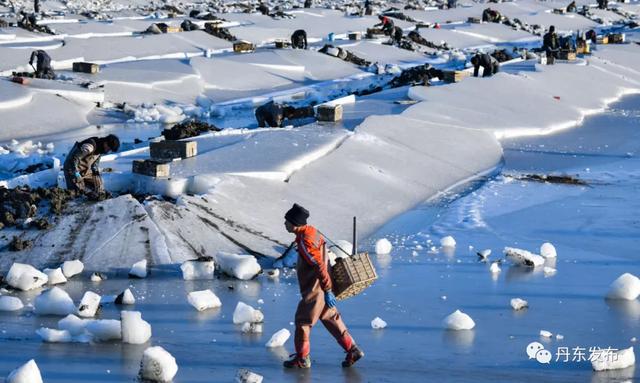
[283,203,364,369]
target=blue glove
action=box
[325,291,337,308]
[74,171,81,179]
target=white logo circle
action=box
[536,349,552,364]
[526,342,545,359]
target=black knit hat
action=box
[285,203,309,226]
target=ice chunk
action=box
[443,310,475,330]
[327,240,353,265]
[58,314,88,336]
[34,287,75,316]
[6,263,48,291]
[43,268,67,285]
[371,317,387,329]
[592,347,635,371]
[187,290,222,311]
[606,273,640,300]
[375,238,393,254]
[265,269,280,280]
[115,288,136,305]
[233,302,264,324]
[504,247,545,267]
[235,369,263,383]
[121,311,152,344]
[36,328,72,343]
[556,334,564,340]
[540,330,553,338]
[490,262,501,274]
[477,249,491,260]
[440,236,456,248]
[129,260,148,278]
[181,258,215,280]
[265,329,290,348]
[140,346,178,382]
[216,252,261,280]
[77,291,101,318]
[7,359,43,383]
[62,260,84,278]
[0,296,24,311]
[241,322,263,334]
[330,240,353,256]
[510,298,528,311]
[543,267,557,276]
[86,320,122,341]
[540,242,557,258]
[90,272,107,282]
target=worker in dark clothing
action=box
[29,50,55,79]
[482,8,502,23]
[291,29,307,49]
[63,135,120,197]
[255,101,294,128]
[471,52,499,77]
[282,203,363,369]
[542,25,559,64]
[447,0,457,9]
[364,0,373,15]
[180,19,199,31]
[597,0,608,10]
[374,15,395,36]
[392,26,403,45]
[566,1,577,12]
[34,0,40,14]
[257,3,269,15]
[585,29,597,44]
[304,0,312,8]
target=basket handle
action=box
[317,216,358,259]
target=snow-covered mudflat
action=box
[1,97,640,382]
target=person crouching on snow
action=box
[283,203,364,369]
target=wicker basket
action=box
[331,252,378,300]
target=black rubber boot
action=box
[283,354,311,369]
[342,345,364,367]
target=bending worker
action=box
[282,203,364,369]
[291,29,307,49]
[374,14,395,36]
[63,135,120,196]
[29,49,55,79]
[471,52,499,77]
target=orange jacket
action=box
[294,225,332,293]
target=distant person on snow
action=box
[392,26,403,45]
[482,8,502,23]
[374,15,395,36]
[63,135,120,197]
[471,52,499,77]
[29,49,55,79]
[282,203,364,369]
[291,29,308,49]
[542,25,560,64]
[566,1,577,12]
[364,0,373,15]
[597,0,608,10]
[255,100,295,128]
[304,0,313,8]
[257,2,269,15]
